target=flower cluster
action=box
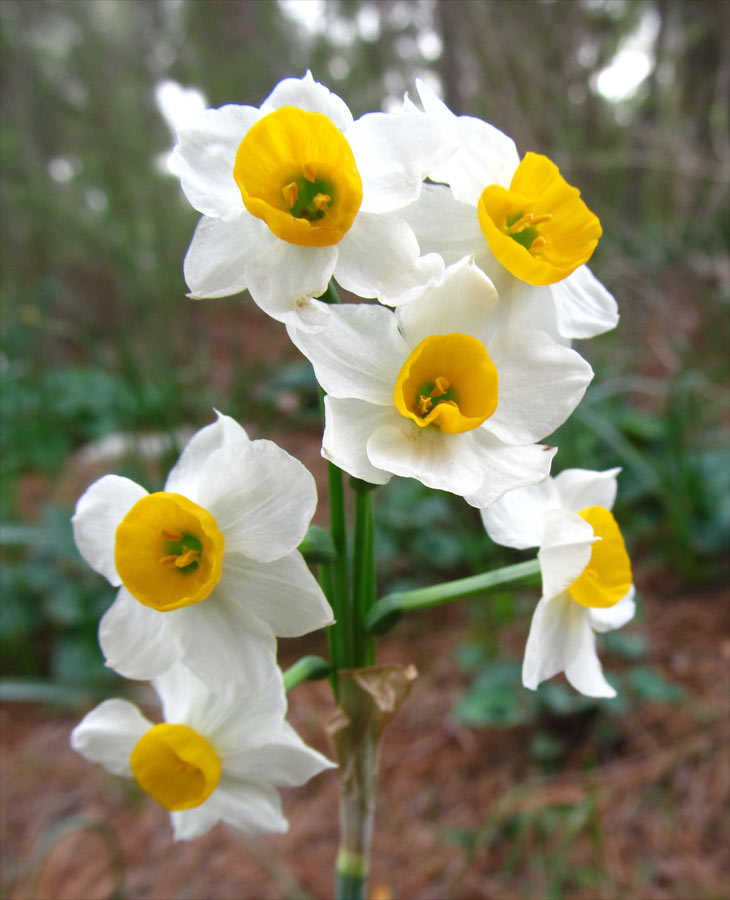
[72,71,636,842]
[71,413,335,838]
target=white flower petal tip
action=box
[73,416,327,691]
[494,468,633,698]
[72,662,332,841]
[293,258,589,504]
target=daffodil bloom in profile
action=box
[172,72,451,328]
[71,661,335,840]
[289,257,594,508]
[400,80,618,343]
[72,412,333,692]
[482,467,635,697]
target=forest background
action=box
[1,1,729,899]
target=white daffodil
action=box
[71,661,335,840]
[482,467,635,697]
[399,80,618,343]
[173,71,452,328]
[72,412,333,692]
[289,257,593,508]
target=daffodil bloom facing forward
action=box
[72,413,333,692]
[71,662,335,840]
[400,80,618,342]
[173,72,452,327]
[482,467,635,697]
[289,257,594,508]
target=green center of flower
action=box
[114,492,225,612]
[130,723,221,811]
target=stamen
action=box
[530,235,547,251]
[159,554,179,566]
[174,549,200,568]
[312,192,331,211]
[281,182,298,209]
[161,529,183,542]
[530,213,553,227]
[303,162,316,183]
[417,395,433,415]
[507,212,534,233]
[431,376,450,398]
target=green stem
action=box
[335,849,368,900]
[282,655,331,691]
[366,558,542,634]
[316,280,341,304]
[351,483,376,667]
[327,459,351,678]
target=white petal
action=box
[416,79,519,205]
[522,592,586,690]
[71,699,152,776]
[245,241,336,324]
[205,668,289,755]
[99,588,179,680]
[480,478,561,549]
[588,586,636,633]
[321,396,393,485]
[203,778,288,835]
[537,510,595,600]
[173,104,260,220]
[226,722,335,786]
[261,71,353,132]
[221,550,333,637]
[288,302,406,404]
[164,411,250,498]
[183,213,270,299]
[395,256,499,345]
[367,419,484,497]
[463,433,557,509]
[399,183,485,262]
[485,329,593,444]
[501,278,565,343]
[173,595,278,693]
[334,212,443,306]
[551,266,619,340]
[565,627,617,697]
[196,439,317,563]
[348,102,457,213]
[72,475,147,586]
[170,804,221,841]
[553,467,622,513]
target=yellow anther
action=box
[161,529,183,542]
[530,213,553,227]
[281,182,298,209]
[530,235,547,252]
[174,549,200,568]
[506,212,533,233]
[303,162,317,183]
[417,394,433,416]
[312,192,331,211]
[431,376,450,398]
[158,554,179,567]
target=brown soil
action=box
[2,581,729,900]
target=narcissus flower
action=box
[72,413,333,691]
[71,662,335,840]
[173,72,450,327]
[401,80,618,342]
[289,257,593,508]
[482,467,635,697]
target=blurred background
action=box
[1,1,728,898]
